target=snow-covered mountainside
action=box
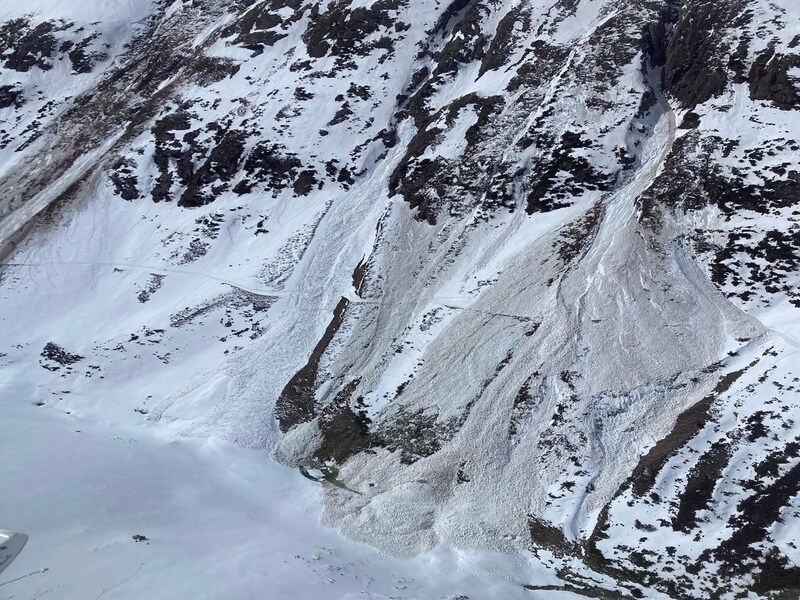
[1,0,799,597]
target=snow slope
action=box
[1,0,799,598]
[2,395,580,599]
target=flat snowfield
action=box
[0,398,576,599]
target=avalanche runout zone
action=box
[1,0,799,598]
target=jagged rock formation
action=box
[1,0,799,598]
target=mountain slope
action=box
[1,0,799,598]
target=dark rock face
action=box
[479,6,530,76]
[0,84,23,109]
[389,93,505,223]
[188,57,241,85]
[698,450,800,595]
[179,130,248,208]
[401,2,492,129]
[110,158,140,200]
[0,17,110,75]
[40,342,84,372]
[525,132,613,214]
[749,48,800,109]
[237,142,304,196]
[373,407,442,464]
[314,378,371,464]
[275,297,350,433]
[222,0,304,54]
[292,170,318,196]
[303,0,404,64]
[641,131,800,221]
[663,0,748,108]
[144,98,317,205]
[390,0,670,223]
[506,40,570,94]
[0,19,60,72]
[151,110,193,203]
[430,2,488,76]
[712,228,800,308]
[63,33,108,74]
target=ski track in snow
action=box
[0,260,383,302]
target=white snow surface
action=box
[1,396,577,599]
[0,0,799,598]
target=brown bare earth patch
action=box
[275,297,350,432]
